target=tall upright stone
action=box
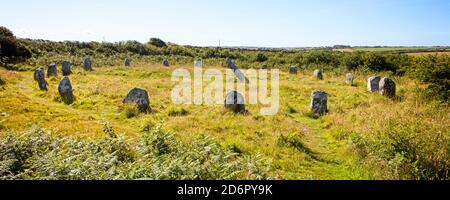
[34,67,47,91]
[289,66,298,74]
[47,63,57,77]
[224,90,245,113]
[346,73,354,85]
[84,57,93,71]
[124,57,131,67]
[58,76,75,104]
[123,88,150,113]
[379,77,396,98]
[313,69,323,80]
[367,76,381,92]
[62,61,72,76]
[310,90,327,115]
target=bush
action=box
[0,26,31,63]
[255,53,268,62]
[409,55,450,102]
[148,38,167,48]
[0,125,271,180]
[122,103,140,118]
[350,117,450,180]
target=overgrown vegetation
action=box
[1,25,449,180]
[0,125,270,180]
[3,26,447,101]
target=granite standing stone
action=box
[313,69,323,80]
[58,76,75,104]
[163,59,170,67]
[47,63,57,77]
[226,58,249,83]
[34,67,47,91]
[123,88,150,113]
[346,73,354,85]
[62,61,72,76]
[124,57,131,67]
[289,66,298,74]
[194,59,202,68]
[224,91,245,113]
[310,90,327,115]
[84,57,93,71]
[379,77,396,98]
[367,76,381,92]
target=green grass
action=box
[0,64,448,180]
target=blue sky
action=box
[1,0,449,47]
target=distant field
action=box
[334,47,450,55]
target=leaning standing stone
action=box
[47,63,57,77]
[163,59,170,67]
[34,67,47,91]
[289,66,298,74]
[379,77,396,98]
[313,69,323,80]
[346,73,354,85]
[124,57,131,67]
[367,76,381,92]
[84,57,93,71]
[310,90,327,115]
[123,88,150,113]
[224,91,245,113]
[62,61,72,76]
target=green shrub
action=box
[148,38,167,48]
[350,118,450,180]
[409,55,450,102]
[0,125,271,180]
[122,103,140,118]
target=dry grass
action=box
[1,64,448,179]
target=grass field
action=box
[2,62,448,179]
[334,47,450,55]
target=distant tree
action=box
[148,37,167,48]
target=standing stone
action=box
[261,64,268,70]
[62,61,72,76]
[367,76,381,92]
[58,77,75,104]
[379,77,396,98]
[194,59,202,68]
[163,59,170,67]
[226,58,249,83]
[310,90,327,115]
[123,88,150,113]
[224,91,245,113]
[346,73,354,85]
[84,57,93,71]
[47,63,57,77]
[313,69,323,80]
[34,67,47,91]
[124,57,131,67]
[289,66,298,74]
